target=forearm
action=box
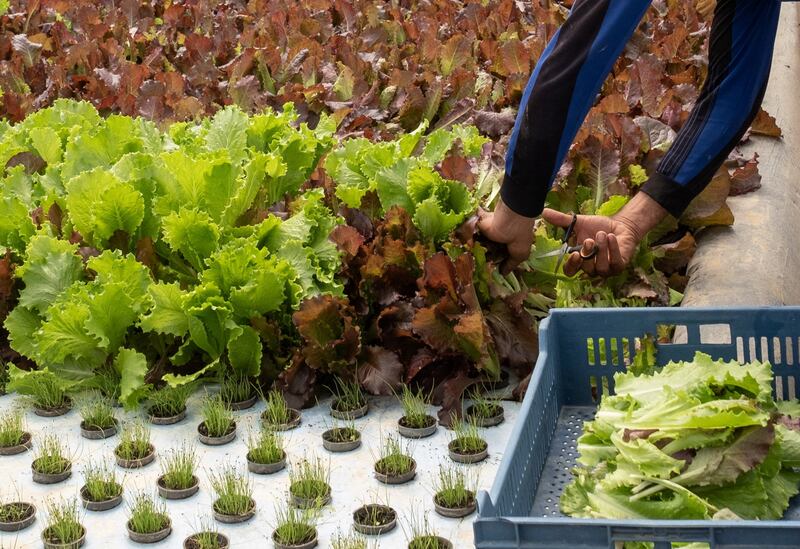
[613,192,668,241]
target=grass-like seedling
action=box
[32,434,70,474]
[449,417,487,454]
[331,529,371,549]
[209,465,254,516]
[324,418,359,443]
[405,512,448,549]
[246,429,284,464]
[262,389,293,425]
[0,409,26,447]
[467,388,503,418]
[28,373,70,410]
[147,384,193,418]
[0,501,33,523]
[331,378,366,412]
[116,421,152,460]
[82,462,122,502]
[220,373,253,404]
[160,444,198,489]
[128,492,169,534]
[374,435,414,476]
[186,519,227,549]
[272,504,317,546]
[79,395,116,430]
[200,395,234,437]
[289,456,331,502]
[399,386,433,428]
[433,464,476,509]
[42,498,83,545]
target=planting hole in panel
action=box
[785,337,794,365]
[698,323,732,345]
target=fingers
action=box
[541,208,574,229]
[580,238,596,276]
[607,233,625,274]
[594,232,609,276]
[501,241,534,275]
[563,252,582,277]
[476,210,497,240]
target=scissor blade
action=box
[534,243,568,260]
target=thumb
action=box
[541,208,574,229]
[476,211,498,239]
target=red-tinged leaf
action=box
[419,253,458,300]
[275,358,317,410]
[412,304,459,353]
[729,156,762,196]
[406,347,436,383]
[597,93,629,114]
[485,300,539,370]
[357,346,404,395]
[329,225,365,257]
[497,39,530,76]
[680,169,735,228]
[513,372,531,401]
[293,295,361,374]
[433,368,479,427]
[473,109,516,138]
[439,35,472,77]
[750,108,782,138]
[653,232,697,274]
[11,34,43,67]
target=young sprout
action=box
[405,511,447,549]
[219,373,253,404]
[200,394,234,437]
[27,373,70,410]
[399,386,433,428]
[33,434,70,474]
[147,384,193,418]
[159,444,198,490]
[79,394,116,430]
[374,435,414,475]
[209,465,254,517]
[0,501,33,523]
[116,421,152,460]
[289,456,331,504]
[272,504,318,546]
[324,419,360,443]
[331,377,366,412]
[246,428,285,465]
[433,464,476,509]
[82,461,122,502]
[262,389,293,426]
[187,518,227,548]
[42,498,83,545]
[331,528,373,549]
[127,492,169,534]
[449,416,488,454]
[467,387,503,419]
[0,409,26,448]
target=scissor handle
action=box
[566,243,599,260]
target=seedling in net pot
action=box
[271,503,319,549]
[27,372,71,415]
[289,456,332,508]
[127,492,171,543]
[184,518,230,549]
[262,389,301,430]
[79,394,118,438]
[353,498,398,536]
[0,409,30,453]
[322,419,361,452]
[41,498,84,548]
[398,386,437,438]
[330,377,368,419]
[332,528,376,549]
[81,461,123,510]
[158,443,199,499]
[404,511,453,549]
[31,434,71,483]
[0,487,36,533]
[465,387,505,427]
[115,421,155,468]
[198,394,236,445]
[220,373,256,409]
[374,435,416,484]
[448,416,488,464]
[432,463,477,518]
[147,384,193,423]
[210,464,256,523]
[246,428,286,473]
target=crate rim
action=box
[477,305,800,523]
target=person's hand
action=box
[696,0,716,20]
[541,193,669,277]
[477,198,537,275]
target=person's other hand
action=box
[477,198,537,275]
[541,192,669,277]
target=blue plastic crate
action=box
[474,307,800,549]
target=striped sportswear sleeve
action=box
[502,0,781,220]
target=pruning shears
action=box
[535,213,599,273]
